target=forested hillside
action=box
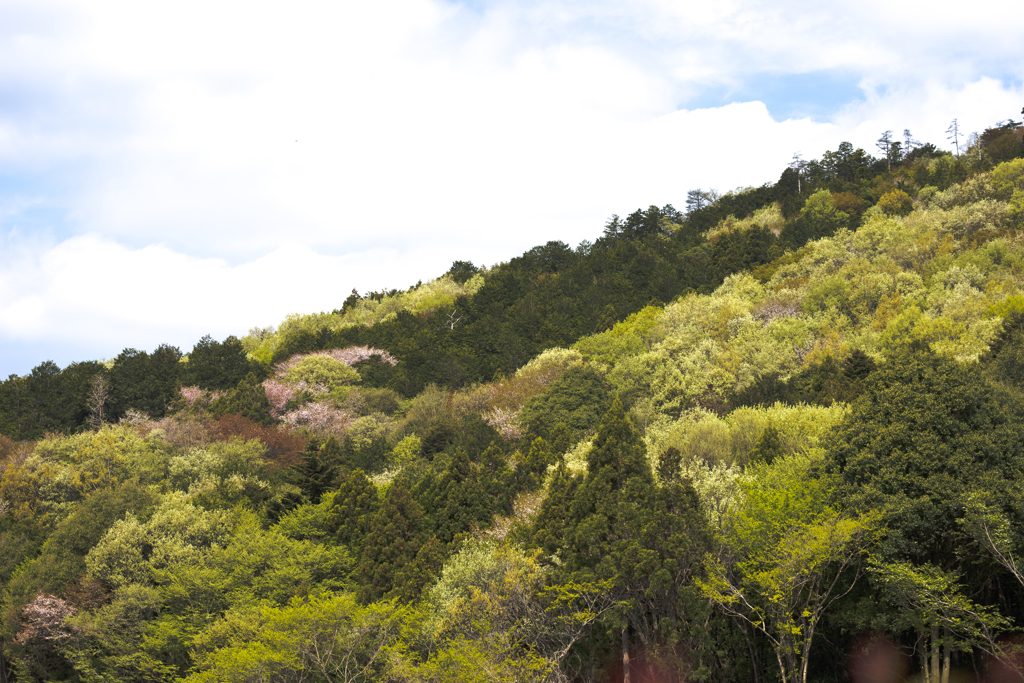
[2,119,1024,682]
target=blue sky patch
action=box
[686,70,865,121]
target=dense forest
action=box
[1,117,1024,683]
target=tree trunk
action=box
[741,622,763,683]
[774,648,791,683]
[930,623,940,683]
[800,623,815,683]
[587,621,595,682]
[941,625,950,683]
[622,625,631,683]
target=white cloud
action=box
[0,233,468,361]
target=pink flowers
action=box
[178,386,223,407]
[15,593,76,643]
[262,379,299,417]
[281,400,353,437]
[484,407,525,441]
[253,346,399,434]
[272,346,397,375]
[180,385,205,406]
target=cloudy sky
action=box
[1,0,1021,377]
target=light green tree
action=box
[185,593,414,683]
[698,451,875,683]
[868,560,1011,683]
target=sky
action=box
[1,0,1022,378]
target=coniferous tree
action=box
[329,468,379,547]
[657,446,683,483]
[519,437,555,489]
[357,483,424,603]
[429,448,489,546]
[209,372,273,425]
[294,437,342,504]
[531,457,581,555]
[546,399,713,682]
[392,536,446,602]
[107,345,182,419]
[561,398,657,683]
[183,334,260,390]
[478,442,513,513]
[826,349,1024,678]
[748,425,785,466]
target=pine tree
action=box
[563,398,656,581]
[657,446,683,483]
[531,457,581,555]
[562,398,657,683]
[478,442,513,513]
[329,468,379,547]
[536,398,714,682]
[357,483,424,603]
[748,425,785,465]
[842,348,876,383]
[520,437,554,489]
[392,536,446,602]
[294,437,342,504]
[430,448,489,545]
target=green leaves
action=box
[186,593,414,683]
[828,350,1024,563]
[868,559,1011,654]
[699,450,876,683]
[356,483,424,603]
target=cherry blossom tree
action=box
[15,593,76,644]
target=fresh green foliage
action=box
[699,451,876,683]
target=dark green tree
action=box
[182,334,261,390]
[392,536,447,602]
[843,348,877,384]
[559,399,658,682]
[294,437,343,504]
[520,366,610,439]
[562,398,654,572]
[209,372,273,425]
[530,457,581,555]
[657,446,682,483]
[329,468,379,547]
[0,360,110,439]
[478,442,514,512]
[420,421,455,460]
[446,260,479,283]
[356,483,424,603]
[426,448,490,546]
[538,399,714,682]
[748,425,785,466]
[107,344,182,419]
[826,350,1024,675]
[517,437,555,490]
[828,350,1024,564]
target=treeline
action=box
[0,337,264,442]
[4,121,1017,435]
[243,124,1018,398]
